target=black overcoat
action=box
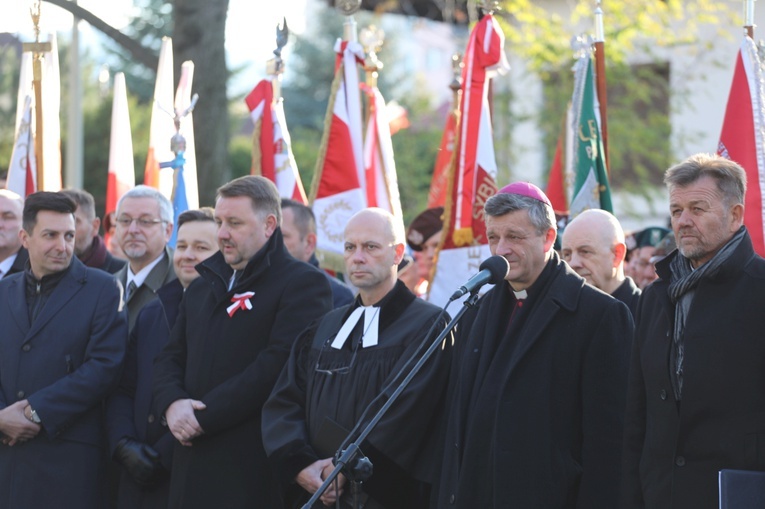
[153,229,333,509]
[436,255,633,508]
[0,257,128,509]
[621,231,765,509]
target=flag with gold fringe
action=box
[428,14,508,306]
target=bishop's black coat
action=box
[153,229,333,509]
[436,254,633,508]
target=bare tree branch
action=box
[42,0,159,70]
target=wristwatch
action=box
[26,407,41,424]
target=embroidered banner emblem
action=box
[227,292,255,317]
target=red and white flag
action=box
[717,36,765,256]
[429,14,509,306]
[144,37,175,194]
[246,78,307,203]
[428,108,458,208]
[310,39,366,270]
[361,83,403,218]
[8,32,61,192]
[105,72,135,241]
[6,95,37,196]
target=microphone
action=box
[449,255,510,301]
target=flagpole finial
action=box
[360,25,384,85]
[478,1,501,14]
[594,1,605,43]
[267,18,289,77]
[30,0,42,43]
[450,53,463,93]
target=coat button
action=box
[660,390,667,400]
[147,414,155,424]
[675,456,686,467]
[449,494,456,504]
[16,391,24,399]
[21,344,31,352]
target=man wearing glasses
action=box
[114,186,176,331]
[263,207,452,509]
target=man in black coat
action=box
[621,153,765,509]
[0,189,27,280]
[0,192,127,509]
[436,182,633,508]
[280,198,354,308]
[107,208,219,509]
[60,188,126,274]
[263,208,451,508]
[153,176,333,509]
[561,208,641,317]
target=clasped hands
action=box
[166,398,206,446]
[297,457,348,507]
[0,400,41,446]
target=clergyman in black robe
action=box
[263,208,452,509]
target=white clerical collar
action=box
[331,306,380,349]
[513,289,527,300]
[127,252,166,290]
[0,252,18,280]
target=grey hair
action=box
[117,185,174,224]
[484,193,557,235]
[665,153,746,207]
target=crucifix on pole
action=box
[21,0,51,191]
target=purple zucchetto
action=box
[497,182,553,208]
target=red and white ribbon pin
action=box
[227,292,255,317]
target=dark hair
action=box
[665,153,747,207]
[23,192,77,232]
[177,207,216,229]
[59,188,96,219]
[217,176,281,225]
[281,198,316,238]
[484,192,556,235]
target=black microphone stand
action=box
[302,292,481,509]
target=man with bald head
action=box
[263,207,451,508]
[562,209,640,316]
[0,190,27,280]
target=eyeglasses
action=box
[116,216,166,229]
[314,335,359,376]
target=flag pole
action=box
[593,1,610,173]
[22,0,51,191]
[745,0,756,38]
[267,18,289,101]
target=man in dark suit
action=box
[436,182,633,508]
[0,189,27,280]
[60,188,126,274]
[0,191,127,509]
[113,185,176,331]
[561,208,641,317]
[153,176,333,508]
[280,198,354,308]
[621,153,765,509]
[107,208,218,509]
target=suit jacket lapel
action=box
[7,275,30,338]
[26,261,86,342]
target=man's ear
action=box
[393,243,405,265]
[265,214,278,237]
[543,228,556,253]
[305,232,317,257]
[613,242,627,267]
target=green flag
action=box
[569,55,612,216]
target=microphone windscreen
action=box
[479,255,510,285]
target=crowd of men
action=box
[0,152,763,509]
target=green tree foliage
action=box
[498,0,734,195]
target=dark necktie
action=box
[126,280,137,301]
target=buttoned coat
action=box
[436,256,633,508]
[153,229,333,509]
[115,247,176,331]
[0,257,128,509]
[621,232,765,509]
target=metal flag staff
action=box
[158,93,198,245]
